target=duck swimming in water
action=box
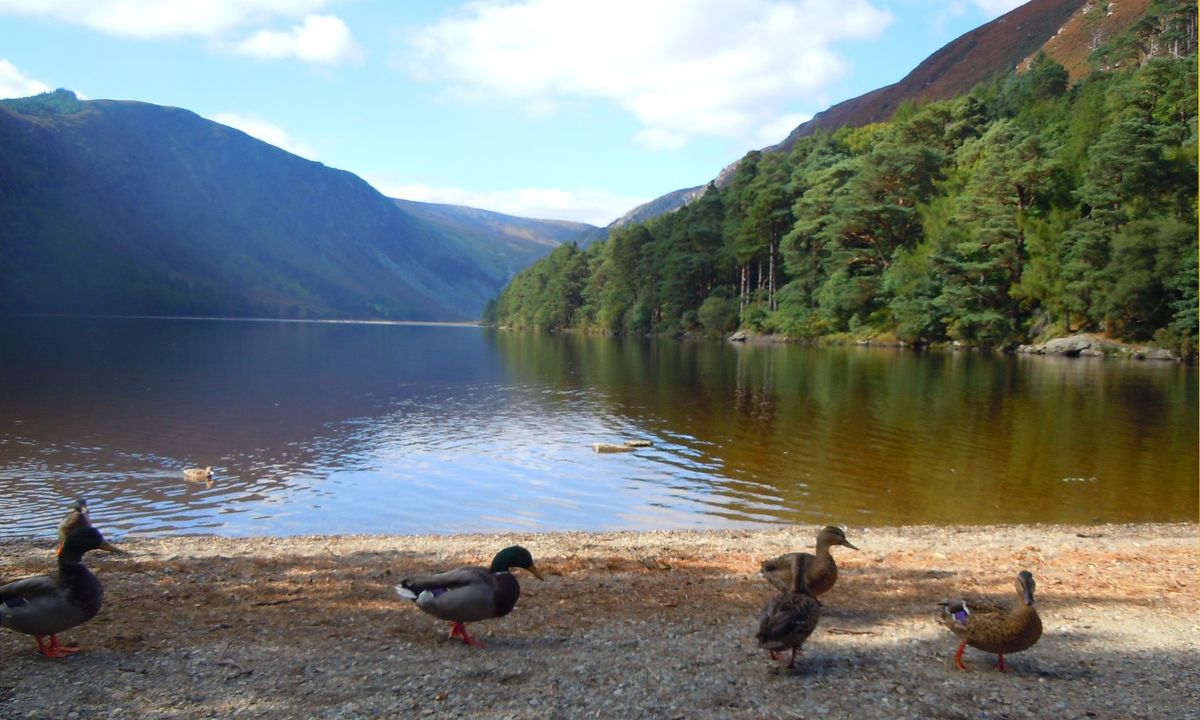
[1,524,124,658]
[183,466,213,484]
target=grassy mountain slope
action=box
[777,0,1087,149]
[1031,0,1154,79]
[392,198,593,283]
[0,92,588,321]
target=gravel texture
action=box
[1,523,1196,719]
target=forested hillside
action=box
[486,1,1197,355]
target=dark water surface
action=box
[0,317,1194,539]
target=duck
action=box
[395,545,544,646]
[56,498,90,551]
[938,570,1043,671]
[1,524,124,658]
[761,526,859,599]
[756,553,822,669]
[183,466,213,483]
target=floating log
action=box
[592,443,635,453]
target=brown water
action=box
[0,317,1194,539]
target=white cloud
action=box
[211,112,317,159]
[969,0,1029,19]
[405,0,893,149]
[756,112,813,146]
[366,177,647,226]
[0,58,50,98]
[0,1,360,64]
[0,1,328,38]
[634,128,687,151]
[235,14,363,64]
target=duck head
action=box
[58,525,125,560]
[818,526,859,551]
[490,545,544,580]
[1016,570,1036,606]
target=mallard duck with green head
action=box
[1,523,124,658]
[761,526,858,599]
[395,545,544,646]
[938,570,1043,671]
[756,553,821,669]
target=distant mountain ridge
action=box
[0,91,593,321]
[577,184,705,246]
[392,198,589,278]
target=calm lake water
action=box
[0,317,1195,539]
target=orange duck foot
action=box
[35,635,80,659]
[448,622,483,647]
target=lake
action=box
[0,317,1195,539]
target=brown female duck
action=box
[756,553,821,669]
[1,524,124,658]
[761,526,858,598]
[938,570,1043,671]
[395,545,543,647]
[56,498,90,551]
[183,466,213,484]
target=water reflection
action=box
[486,332,1197,527]
[0,318,1194,538]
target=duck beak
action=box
[526,564,545,581]
[99,541,126,554]
[1022,582,1035,605]
[842,540,859,551]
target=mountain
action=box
[392,198,591,281]
[576,185,706,247]
[0,91,593,321]
[602,0,1109,233]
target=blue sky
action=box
[0,0,1028,225]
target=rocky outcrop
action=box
[1017,333,1179,361]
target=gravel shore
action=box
[1,523,1196,719]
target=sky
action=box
[0,0,1029,226]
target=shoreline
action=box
[1,518,1195,545]
[2,522,1196,718]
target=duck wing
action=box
[0,573,85,636]
[398,567,505,623]
[938,596,1011,635]
[1,573,63,604]
[400,566,492,593]
[761,552,813,593]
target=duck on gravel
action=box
[756,553,822,669]
[938,570,1043,671]
[1,523,124,658]
[396,545,544,647]
[760,526,859,600]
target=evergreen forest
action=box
[485,3,1198,356]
